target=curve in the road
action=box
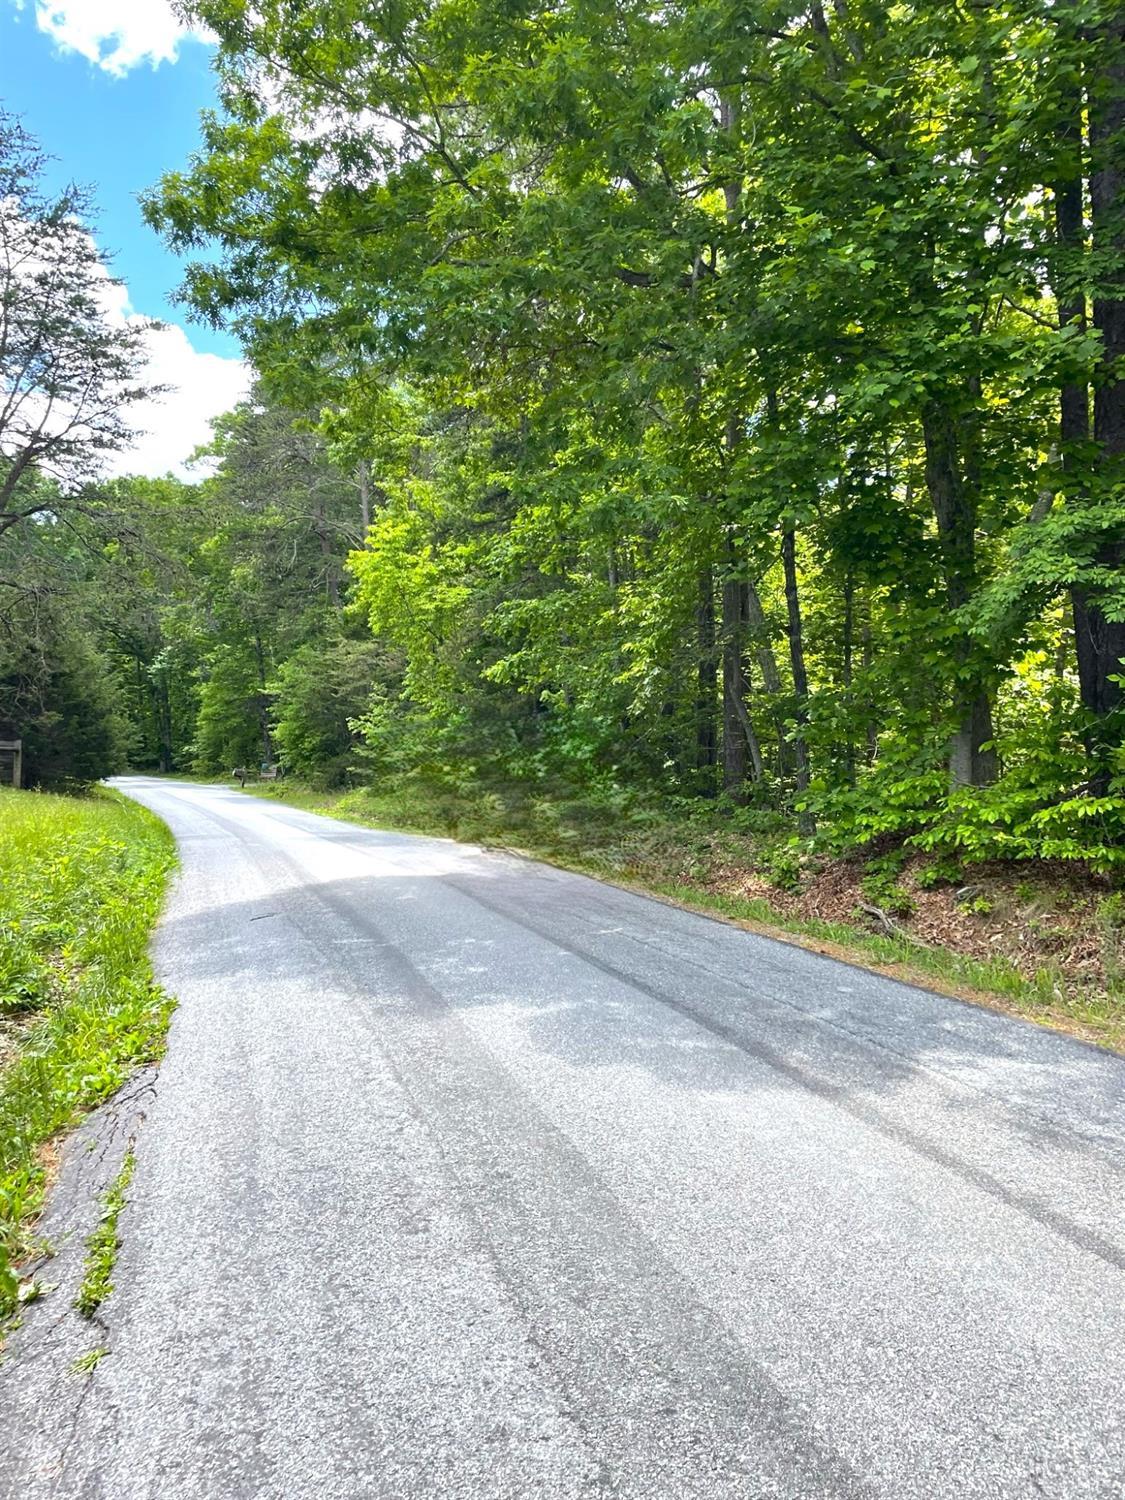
[3,776,1123,1500]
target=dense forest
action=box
[2,0,1124,880]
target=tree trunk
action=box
[861,606,878,765]
[842,571,856,786]
[135,654,158,769]
[744,576,793,778]
[712,92,761,797]
[1053,97,1111,776]
[744,581,783,696]
[920,401,997,786]
[721,565,748,798]
[718,388,752,798]
[781,524,815,836]
[695,567,717,780]
[1081,15,1125,788]
[357,461,372,533]
[1091,14,1125,463]
[253,632,273,763]
[156,668,173,773]
[315,499,341,608]
[733,666,766,784]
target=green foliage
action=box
[916,859,964,892]
[959,892,995,918]
[761,843,803,893]
[0,790,175,1320]
[192,645,270,773]
[14,0,1117,931]
[0,596,129,790]
[860,878,916,919]
[911,782,1125,873]
[860,853,916,917]
[270,638,397,785]
[133,0,1125,878]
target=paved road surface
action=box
[3,777,1124,1498]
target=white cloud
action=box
[30,1,210,75]
[1,195,247,483]
[117,319,251,481]
[97,276,250,478]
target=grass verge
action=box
[242,777,1124,1053]
[74,1150,134,1319]
[0,787,175,1321]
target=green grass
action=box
[0,787,175,1320]
[243,776,1124,1052]
[74,1150,134,1319]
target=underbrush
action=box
[248,773,1125,1052]
[0,787,175,1320]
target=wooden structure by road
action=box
[0,738,22,788]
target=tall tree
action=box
[135,0,1124,859]
[0,115,156,536]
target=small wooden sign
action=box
[0,738,22,789]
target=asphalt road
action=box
[4,777,1124,1499]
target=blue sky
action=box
[0,2,249,474]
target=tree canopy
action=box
[3,6,1123,870]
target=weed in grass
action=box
[959,894,995,917]
[916,858,963,891]
[762,844,803,892]
[75,1151,134,1319]
[860,868,916,917]
[71,1346,108,1374]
